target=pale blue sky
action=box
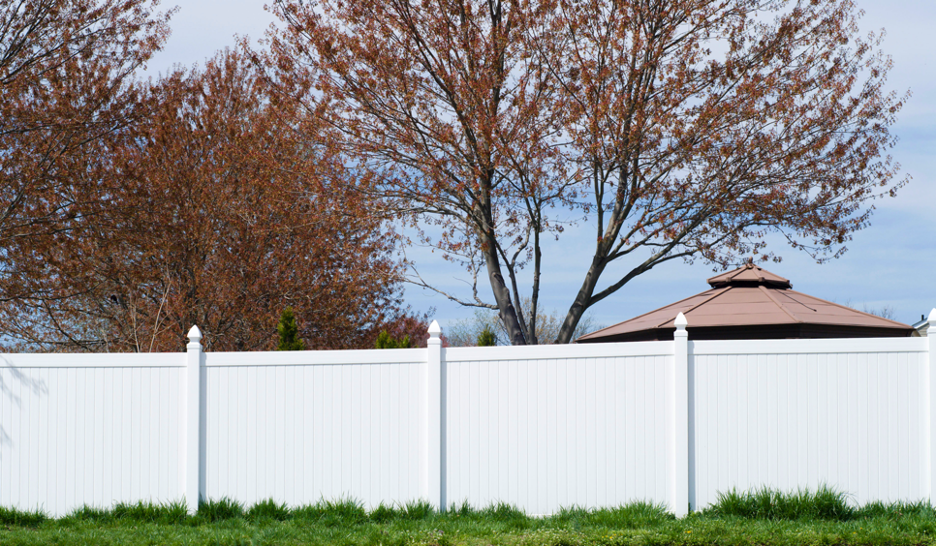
[148,0,936,332]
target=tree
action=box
[1,0,173,300]
[0,51,405,352]
[277,307,306,350]
[260,0,907,344]
[366,309,434,348]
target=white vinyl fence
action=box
[2,312,935,517]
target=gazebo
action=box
[576,263,914,343]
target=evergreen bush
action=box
[375,330,411,349]
[276,307,305,351]
[477,325,497,346]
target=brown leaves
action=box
[1,49,405,352]
[0,0,173,346]
[260,0,907,345]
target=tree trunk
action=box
[479,231,527,345]
[555,254,607,344]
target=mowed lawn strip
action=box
[2,489,935,546]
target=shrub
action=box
[476,325,497,346]
[375,330,411,349]
[277,307,306,351]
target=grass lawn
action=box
[2,488,935,546]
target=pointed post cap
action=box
[674,312,688,330]
[186,325,202,349]
[427,320,442,339]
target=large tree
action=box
[0,51,405,352]
[1,0,173,279]
[260,0,907,344]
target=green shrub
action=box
[276,307,306,351]
[375,330,411,349]
[476,325,497,346]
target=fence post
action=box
[425,320,444,510]
[184,325,205,514]
[671,313,689,517]
[928,309,936,506]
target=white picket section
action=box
[1,313,934,517]
[203,350,426,509]
[0,354,183,516]
[690,338,930,509]
[443,343,672,515]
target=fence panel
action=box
[203,350,426,509]
[690,338,930,509]
[444,343,674,514]
[0,354,183,517]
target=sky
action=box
[145,0,936,333]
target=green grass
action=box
[703,485,855,520]
[2,489,936,545]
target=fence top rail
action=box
[690,336,928,355]
[445,340,674,362]
[0,352,184,368]
[205,348,427,367]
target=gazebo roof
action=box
[577,264,913,342]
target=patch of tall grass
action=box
[197,497,245,522]
[705,485,852,520]
[292,498,368,525]
[246,499,291,522]
[60,500,190,525]
[0,506,47,527]
[704,486,933,522]
[549,502,673,529]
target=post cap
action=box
[187,325,202,345]
[674,312,688,330]
[428,320,442,338]
[928,308,936,324]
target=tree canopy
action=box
[259,0,908,344]
[0,49,406,351]
[1,0,173,305]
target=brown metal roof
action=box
[577,264,914,342]
[706,263,791,289]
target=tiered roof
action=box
[577,264,913,342]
